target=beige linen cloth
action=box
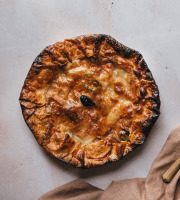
[39,126,180,200]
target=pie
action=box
[19,34,160,168]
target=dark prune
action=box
[80,95,95,107]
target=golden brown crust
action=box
[19,34,160,168]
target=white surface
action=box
[0,0,180,199]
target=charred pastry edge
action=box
[19,34,161,168]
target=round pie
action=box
[19,34,160,168]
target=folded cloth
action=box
[39,126,180,200]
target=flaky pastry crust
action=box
[19,34,160,168]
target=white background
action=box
[0,0,180,199]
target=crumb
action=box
[112,2,113,4]
[165,67,168,69]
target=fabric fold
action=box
[39,179,103,200]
